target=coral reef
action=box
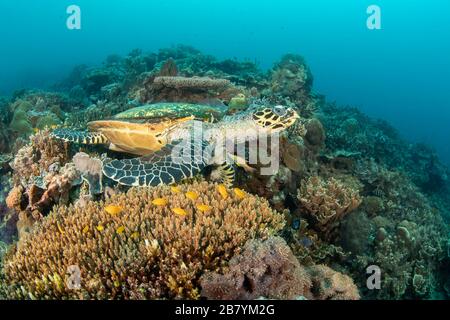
[200,236,312,300]
[133,75,241,105]
[306,264,360,300]
[269,54,313,104]
[11,130,70,186]
[297,176,362,237]
[5,130,79,238]
[0,121,11,153]
[200,236,359,300]
[228,93,248,113]
[0,45,449,301]
[8,93,69,142]
[1,181,285,299]
[265,54,319,118]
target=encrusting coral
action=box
[134,74,241,104]
[200,236,312,300]
[1,181,285,300]
[11,130,70,186]
[200,236,359,300]
[306,264,360,300]
[4,130,79,238]
[8,94,66,142]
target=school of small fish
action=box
[93,185,246,241]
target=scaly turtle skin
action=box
[102,105,300,187]
[52,102,227,156]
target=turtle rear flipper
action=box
[103,139,212,187]
[52,128,108,145]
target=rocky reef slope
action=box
[0,45,448,300]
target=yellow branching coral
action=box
[1,181,285,300]
[298,176,361,235]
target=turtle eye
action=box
[273,105,288,117]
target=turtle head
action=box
[252,105,300,132]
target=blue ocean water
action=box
[0,0,449,163]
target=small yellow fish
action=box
[217,184,228,199]
[82,226,89,234]
[33,128,40,133]
[172,207,187,216]
[131,232,140,239]
[171,186,181,193]
[114,280,121,288]
[233,188,246,199]
[105,205,123,215]
[185,191,199,200]
[196,204,212,212]
[116,226,125,234]
[152,198,168,206]
[96,225,104,232]
[57,222,65,234]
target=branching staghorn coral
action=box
[1,181,285,300]
[200,236,359,300]
[298,176,361,236]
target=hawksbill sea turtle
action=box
[52,102,300,187]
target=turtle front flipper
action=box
[52,128,109,145]
[212,162,236,187]
[103,139,212,187]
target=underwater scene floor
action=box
[0,45,449,300]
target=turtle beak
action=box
[290,108,301,120]
[282,108,300,128]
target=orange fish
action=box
[57,222,65,234]
[233,188,246,199]
[196,204,212,212]
[217,184,228,199]
[172,207,187,216]
[152,198,168,206]
[131,232,140,239]
[185,191,199,200]
[105,205,123,215]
